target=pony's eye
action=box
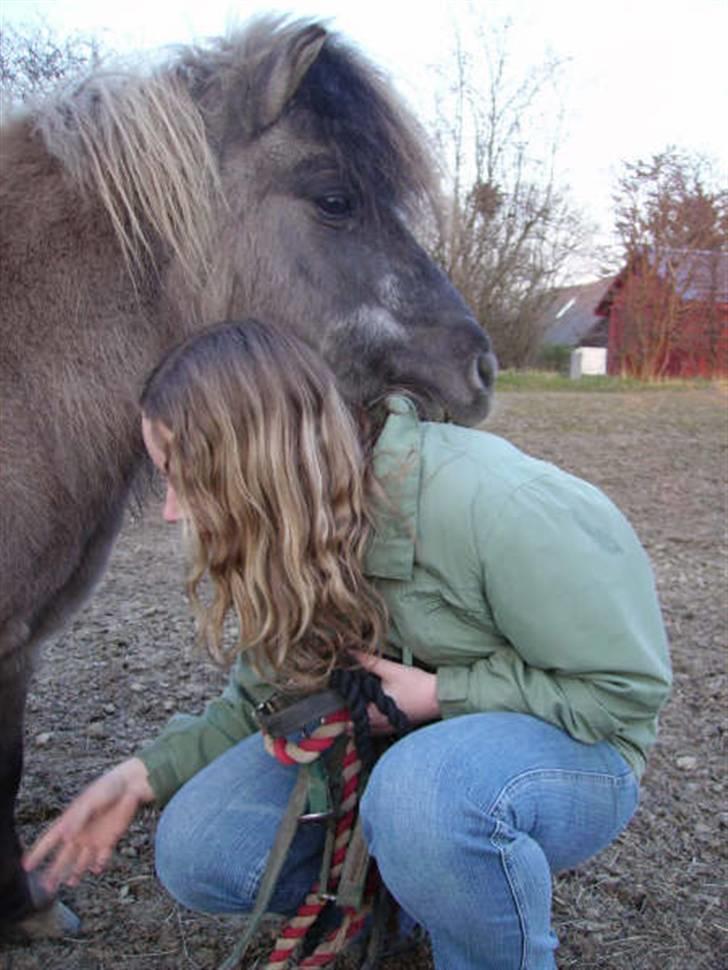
[315,193,354,220]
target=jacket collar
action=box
[364,395,422,581]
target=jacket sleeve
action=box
[436,470,672,764]
[137,657,274,806]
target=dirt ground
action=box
[4,387,727,970]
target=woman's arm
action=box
[23,757,154,892]
[24,658,274,890]
[139,657,273,805]
[438,470,671,755]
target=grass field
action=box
[495,370,721,393]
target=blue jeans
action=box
[155,713,639,969]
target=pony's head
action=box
[34,16,496,424]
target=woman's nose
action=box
[163,483,183,523]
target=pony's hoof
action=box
[2,900,82,942]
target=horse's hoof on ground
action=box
[2,900,82,942]
[26,898,82,938]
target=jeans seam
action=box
[243,854,267,909]
[472,763,637,969]
[485,765,635,820]
[491,818,530,970]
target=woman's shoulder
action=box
[419,420,554,498]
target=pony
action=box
[0,16,496,937]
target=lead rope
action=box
[260,669,410,970]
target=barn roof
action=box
[540,277,615,346]
[657,248,728,302]
[596,248,728,316]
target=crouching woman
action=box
[25,319,671,970]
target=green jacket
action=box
[140,396,671,803]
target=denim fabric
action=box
[155,713,638,970]
[155,731,325,915]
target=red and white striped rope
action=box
[262,710,351,765]
[261,711,373,970]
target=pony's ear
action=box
[247,24,327,133]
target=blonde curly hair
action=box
[140,319,386,689]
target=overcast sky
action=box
[3,0,727,261]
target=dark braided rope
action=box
[329,665,410,769]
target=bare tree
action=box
[614,148,728,256]
[0,22,106,107]
[429,19,592,368]
[608,148,727,378]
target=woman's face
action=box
[141,416,184,523]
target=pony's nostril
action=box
[475,352,497,389]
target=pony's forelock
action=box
[291,37,442,224]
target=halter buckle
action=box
[255,688,345,737]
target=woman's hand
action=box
[352,651,441,734]
[23,757,155,893]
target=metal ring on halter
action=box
[298,808,336,824]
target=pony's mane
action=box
[32,67,222,287]
[28,17,440,284]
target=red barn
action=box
[593,249,728,378]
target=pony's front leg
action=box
[0,634,81,940]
